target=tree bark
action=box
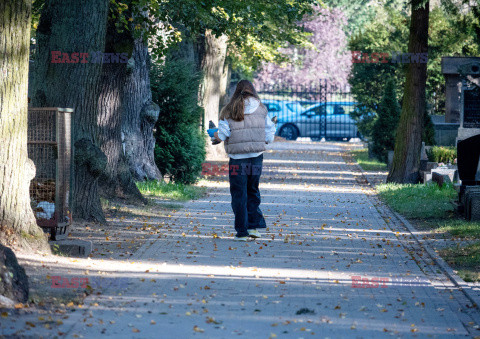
[31,0,109,222]
[199,30,228,160]
[122,39,161,181]
[0,0,49,250]
[168,30,228,160]
[97,15,146,203]
[387,0,429,184]
[169,28,204,69]
[97,62,146,202]
[219,61,232,111]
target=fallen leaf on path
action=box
[193,326,205,333]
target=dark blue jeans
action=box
[229,154,266,237]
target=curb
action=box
[392,210,480,308]
[348,154,480,309]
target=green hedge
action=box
[371,79,400,163]
[426,146,457,164]
[151,57,206,184]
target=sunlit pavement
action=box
[6,141,480,338]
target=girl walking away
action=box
[213,80,276,241]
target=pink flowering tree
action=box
[255,7,351,91]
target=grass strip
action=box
[136,181,206,201]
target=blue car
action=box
[264,100,361,141]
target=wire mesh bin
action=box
[28,107,73,240]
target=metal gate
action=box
[257,80,358,141]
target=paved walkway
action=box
[4,142,480,338]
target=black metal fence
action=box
[257,81,359,141]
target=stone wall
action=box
[433,123,460,146]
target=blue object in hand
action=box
[207,128,218,137]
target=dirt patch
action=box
[67,197,184,260]
[8,197,186,312]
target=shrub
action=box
[151,57,206,184]
[154,125,205,184]
[371,79,401,163]
[426,146,457,164]
[423,112,436,146]
[350,105,376,140]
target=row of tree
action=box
[0,0,318,249]
[347,0,480,183]
[253,0,480,182]
[3,0,479,251]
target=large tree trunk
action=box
[168,30,228,159]
[219,61,232,111]
[0,0,48,250]
[387,0,429,184]
[31,0,109,222]
[97,62,145,203]
[122,39,161,181]
[199,30,228,160]
[97,15,146,203]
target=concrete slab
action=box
[49,239,92,257]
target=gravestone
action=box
[459,84,480,141]
[465,187,480,221]
[457,134,480,185]
[442,57,480,125]
[457,60,480,141]
[457,134,480,220]
[443,58,480,220]
[463,87,480,129]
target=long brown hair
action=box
[220,80,262,122]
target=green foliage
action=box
[136,181,206,201]
[151,57,206,184]
[377,183,457,219]
[437,220,480,239]
[31,0,44,39]
[426,146,457,164]
[32,0,318,63]
[154,126,205,185]
[348,7,407,139]
[350,149,387,172]
[371,79,401,163]
[322,0,379,35]
[348,5,480,138]
[223,1,319,79]
[126,0,318,62]
[426,7,479,114]
[423,112,436,146]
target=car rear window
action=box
[265,103,280,112]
